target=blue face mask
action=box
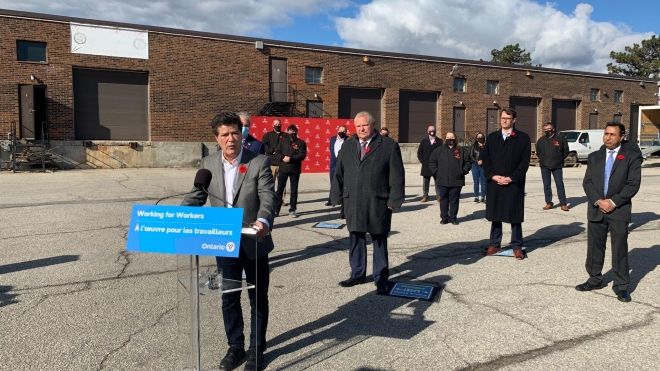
[242,126,250,138]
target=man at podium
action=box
[182,112,276,370]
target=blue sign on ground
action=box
[126,205,243,257]
[389,282,436,300]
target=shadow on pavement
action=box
[0,255,80,275]
[0,285,18,307]
[628,245,660,293]
[630,211,660,231]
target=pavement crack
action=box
[97,305,176,370]
[13,269,174,293]
[20,282,93,316]
[457,312,657,371]
[115,250,131,278]
[1,225,127,241]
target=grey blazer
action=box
[181,150,276,259]
[583,142,642,222]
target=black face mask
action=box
[289,133,297,139]
[477,137,485,143]
[545,131,553,137]
[446,139,456,147]
[274,125,281,132]
[338,132,347,139]
[428,131,435,136]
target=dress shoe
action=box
[244,349,264,371]
[421,195,428,202]
[324,201,332,206]
[473,197,479,203]
[543,202,553,210]
[560,204,570,211]
[485,246,501,255]
[339,277,368,287]
[616,290,632,302]
[219,347,246,370]
[513,249,525,260]
[575,281,605,292]
[440,219,449,225]
[480,198,486,203]
[451,220,459,225]
[376,283,389,295]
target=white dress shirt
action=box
[222,150,270,228]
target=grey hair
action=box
[354,111,375,125]
[237,111,250,124]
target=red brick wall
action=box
[1,13,657,142]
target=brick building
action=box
[1,9,657,167]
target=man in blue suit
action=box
[327,125,348,210]
[239,112,264,155]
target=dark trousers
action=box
[489,221,523,249]
[422,176,436,197]
[276,172,300,212]
[348,231,389,286]
[436,185,462,222]
[586,216,629,293]
[471,164,487,199]
[216,250,270,351]
[540,167,567,205]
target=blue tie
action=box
[604,150,615,196]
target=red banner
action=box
[251,116,354,173]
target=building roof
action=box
[1,8,657,83]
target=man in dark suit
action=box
[417,124,442,202]
[239,112,265,155]
[331,111,405,294]
[326,125,348,213]
[576,122,642,302]
[536,122,570,211]
[481,108,531,260]
[182,112,276,370]
[275,124,307,218]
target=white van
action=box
[560,130,604,162]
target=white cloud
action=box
[335,0,654,73]
[0,0,348,37]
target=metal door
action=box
[629,105,639,141]
[486,108,499,134]
[398,90,437,143]
[589,113,598,129]
[19,85,36,139]
[453,107,465,140]
[270,58,288,102]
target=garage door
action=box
[509,97,539,141]
[338,87,382,128]
[552,100,578,133]
[398,90,437,143]
[73,68,149,140]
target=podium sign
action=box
[126,205,243,257]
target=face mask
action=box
[446,139,456,147]
[338,132,347,139]
[241,126,250,138]
[274,125,281,132]
[428,131,435,136]
[289,132,297,139]
[477,137,485,143]
[545,131,553,137]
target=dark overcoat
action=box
[417,137,443,177]
[481,129,531,223]
[428,144,472,187]
[331,133,405,234]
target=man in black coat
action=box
[428,131,472,225]
[275,124,307,218]
[481,108,531,260]
[331,111,405,294]
[326,125,348,208]
[576,122,642,302]
[536,122,570,211]
[417,124,442,202]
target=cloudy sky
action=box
[1,0,658,73]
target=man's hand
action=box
[253,220,270,238]
[596,199,616,214]
[492,175,512,185]
[283,156,291,163]
[477,160,482,166]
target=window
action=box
[453,78,466,93]
[613,114,622,123]
[486,80,499,95]
[17,40,47,62]
[305,67,323,84]
[614,90,623,103]
[589,88,600,102]
[578,133,590,144]
[306,100,323,118]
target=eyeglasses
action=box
[501,118,514,121]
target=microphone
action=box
[155,169,214,205]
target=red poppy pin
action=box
[238,164,247,174]
[616,154,625,160]
[364,147,372,154]
[291,143,299,150]
[552,140,559,146]
[453,148,461,158]
[509,131,517,137]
